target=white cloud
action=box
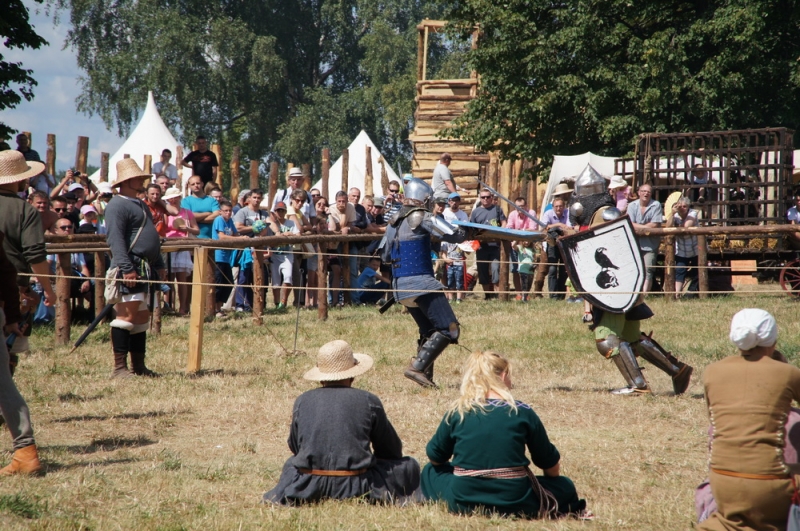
[2,1,123,171]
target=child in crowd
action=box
[515,240,535,302]
[441,241,466,303]
[212,200,242,316]
[354,256,391,305]
[268,202,299,311]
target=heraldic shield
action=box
[557,217,645,313]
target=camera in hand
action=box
[72,169,82,178]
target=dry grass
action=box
[2,292,800,530]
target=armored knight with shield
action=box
[382,178,469,388]
[559,166,693,395]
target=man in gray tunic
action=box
[382,178,469,387]
[263,340,420,505]
[105,159,165,377]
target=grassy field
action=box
[1,292,799,530]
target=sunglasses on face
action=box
[480,196,492,199]
[57,225,73,230]
[54,208,67,212]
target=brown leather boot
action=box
[111,351,133,379]
[0,444,43,476]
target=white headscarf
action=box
[729,309,778,351]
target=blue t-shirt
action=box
[181,195,220,239]
[212,217,237,262]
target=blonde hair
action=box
[447,351,517,422]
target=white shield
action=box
[557,217,644,313]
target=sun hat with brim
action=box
[608,175,628,190]
[303,340,374,381]
[288,167,304,178]
[113,158,151,187]
[553,183,572,196]
[0,150,45,185]
[163,187,182,201]
[96,182,113,195]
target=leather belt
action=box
[297,467,368,477]
[711,468,788,480]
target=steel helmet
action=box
[404,178,433,206]
[574,164,606,197]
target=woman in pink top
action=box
[506,197,538,299]
[607,176,631,213]
[163,188,200,315]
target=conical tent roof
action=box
[89,91,191,184]
[311,130,400,196]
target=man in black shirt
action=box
[181,135,218,187]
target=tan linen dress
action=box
[700,355,800,531]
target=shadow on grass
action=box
[45,457,139,472]
[45,435,157,454]
[52,410,177,423]
[58,392,109,403]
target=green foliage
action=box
[0,0,48,140]
[56,0,452,175]
[444,0,800,179]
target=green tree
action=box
[0,0,48,141]
[444,0,800,179]
[56,0,452,178]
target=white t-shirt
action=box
[443,208,468,223]
[788,206,800,223]
[153,162,179,183]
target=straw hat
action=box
[288,167,304,178]
[303,340,374,381]
[608,175,628,190]
[163,187,182,201]
[113,158,151,187]
[0,150,45,185]
[553,183,572,196]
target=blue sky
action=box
[3,2,123,171]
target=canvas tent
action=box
[311,130,400,196]
[89,91,191,186]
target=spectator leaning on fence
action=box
[48,219,92,303]
[267,202,299,311]
[212,199,243,316]
[274,167,316,222]
[182,175,220,239]
[506,197,538,299]
[164,187,200,316]
[327,191,356,307]
[233,188,273,312]
[627,184,662,294]
[670,196,699,297]
[469,191,507,299]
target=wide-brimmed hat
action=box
[163,187,182,201]
[553,183,572,196]
[0,150,45,185]
[288,167,304,178]
[113,158,151,187]
[608,175,628,190]
[303,340,374,381]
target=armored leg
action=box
[404,331,452,388]
[636,332,693,395]
[596,335,649,395]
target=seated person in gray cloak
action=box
[263,340,420,505]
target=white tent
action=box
[541,152,631,209]
[311,130,401,196]
[89,91,191,186]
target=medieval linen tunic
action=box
[421,400,583,517]
[263,386,420,504]
[700,355,800,531]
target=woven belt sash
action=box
[711,468,788,480]
[297,467,368,477]
[454,466,528,479]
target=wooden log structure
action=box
[364,145,373,196]
[187,246,207,373]
[205,251,215,319]
[100,152,109,183]
[379,156,390,194]
[211,144,223,188]
[268,162,279,206]
[317,244,328,321]
[46,134,56,177]
[94,251,106,319]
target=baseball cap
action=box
[80,204,97,215]
[274,201,287,211]
[97,182,113,195]
[68,183,84,192]
[448,192,461,200]
[434,196,447,204]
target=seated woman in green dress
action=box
[421,350,589,518]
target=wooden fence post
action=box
[46,134,56,177]
[75,136,89,174]
[317,244,328,321]
[249,160,259,190]
[698,234,709,298]
[499,242,510,301]
[341,149,349,193]
[55,253,72,345]
[100,152,109,182]
[187,246,207,373]
[176,145,184,192]
[205,251,215,319]
[94,251,106,319]
[211,143,223,188]
[664,239,675,301]
[321,148,330,200]
[268,162,279,207]
[253,250,265,325]
[230,146,241,202]
[364,145,373,196]
[379,156,389,194]
[342,242,351,305]
[151,292,162,335]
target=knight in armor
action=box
[567,166,693,396]
[381,178,469,388]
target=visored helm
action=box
[574,164,606,197]
[404,178,433,207]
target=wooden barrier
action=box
[341,149,349,193]
[321,148,330,200]
[187,246,208,372]
[268,162,278,206]
[55,253,72,345]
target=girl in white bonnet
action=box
[699,309,800,531]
